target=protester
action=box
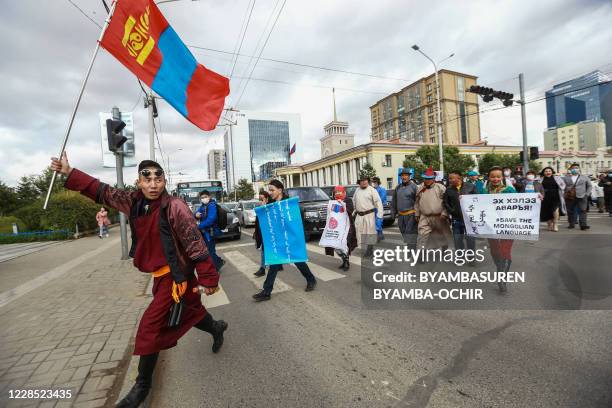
[478,166,516,292]
[539,167,566,232]
[252,179,317,301]
[253,190,270,277]
[502,166,516,189]
[352,176,384,258]
[371,177,387,241]
[591,175,605,213]
[96,207,110,238]
[466,170,484,192]
[50,154,227,408]
[321,185,357,271]
[391,168,418,249]
[562,163,592,230]
[196,190,225,270]
[443,171,476,253]
[518,170,544,196]
[414,166,451,251]
[600,171,612,216]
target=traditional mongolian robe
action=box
[351,186,384,247]
[65,169,219,355]
[414,183,452,249]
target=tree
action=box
[15,168,65,204]
[359,162,377,180]
[403,146,475,180]
[230,178,255,201]
[0,181,19,216]
[478,153,541,175]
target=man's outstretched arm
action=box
[50,152,135,215]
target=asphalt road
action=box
[148,212,612,408]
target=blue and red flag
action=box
[100,0,229,131]
[289,143,296,156]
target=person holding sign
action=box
[415,166,452,251]
[478,166,517,292]
[320,186,357,271]
[253,190,271,277]
[252,180,317,301]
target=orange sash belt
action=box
[152,265,170,278]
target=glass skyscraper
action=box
[545,71,612,146]
[248,119,290,181]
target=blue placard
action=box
[254,196,308,265]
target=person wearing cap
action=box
[391,168,418,249]
[415,166,452,251]
[50,153,228,408]
[352,175,384,257]
[466,170,484,191]
[371,177,387,241]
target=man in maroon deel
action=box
[50,153,228,408]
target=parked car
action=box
[234,200,259,227]
[216,203,241,241]
[286,187,330,241]
[319,185,334,199]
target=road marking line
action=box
[306,243,362,267]
[299,262,345,281]
[0,241,65,263]
[217,242,254,251]
[0,237,120,308]
[201,284,230,309]
[224,251,292,293]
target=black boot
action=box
[498,259,511,293]
[254,268,266,277]
[342,258,350,271]
[115,353,158,408]
[194,313,228,353]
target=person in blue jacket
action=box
[371,177,387,241]
[195,190,225,270]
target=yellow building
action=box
[275,140,522,190]
[543,120,607,152]
[536,148,612,175]
[370,69,481,145]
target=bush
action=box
[11,191,100,232]
[0,216,26,234]
[0,230,72,244]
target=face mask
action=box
[201,198,210,204]
[608,174,612,178]
[503,171,511,176]
[570,169,579,175]
[526,175,535,181]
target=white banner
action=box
[318,200,350,252]
[460,193,541,240]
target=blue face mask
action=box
[570,169,579,175]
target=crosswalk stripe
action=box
[201,284,230,309]
[306,243,362,267]
[224,251,292,293]
[291,261,345,281]
[217,242,255,251]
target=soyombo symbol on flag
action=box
[100,0,229,131]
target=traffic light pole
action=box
[147,93,156,161]
[112,107,129,260]
[519,73,529,175]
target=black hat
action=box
[138,160,164,172]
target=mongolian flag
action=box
[100,0,229,131]
[289,143,296,156]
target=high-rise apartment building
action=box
[223,111,302,191]
[543,120,606,152]
[545,70,612,146]
[207,149,225,180]
[370,69,481,144]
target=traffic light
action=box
[529,146,539,160]
[106,119,127,152]
[468,85,513,105]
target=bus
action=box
[176,180,223,210]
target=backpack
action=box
[216,203,228,230]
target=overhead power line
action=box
[228,0,257,80]
[65,0,102,29]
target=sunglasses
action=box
[139,169,164,177]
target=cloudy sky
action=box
[1,0,611,188]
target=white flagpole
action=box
[43,0,118,209]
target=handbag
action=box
[167,299,184,328]
[564,185,576,201]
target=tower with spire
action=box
[320,88,354,158]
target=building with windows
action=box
[370,69,481,145]
[274,140,522,190]
[543,120,606,152]
[536,147,612,175]
[545,70,612,146]
[223,111,302,191]
[207,149,225,180]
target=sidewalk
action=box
[0,235,150,408]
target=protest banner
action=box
[460,193,541,240]
[318,200,350,253]
[255,197,308,265]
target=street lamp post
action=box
[412,45,454,175]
